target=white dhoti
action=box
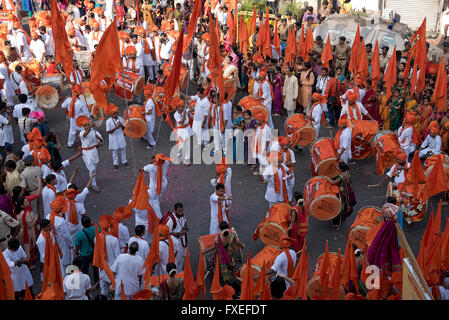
[82,149,99,187]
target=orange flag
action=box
[331,249,343,300]
[50,0,74,79]
[356,40,369,87]
[92,224,116,288]
[24,282,33,300]
[433,57,447,112]
[371,41,380,90]
[284,29,293,66]
[440,218,449,271]
[249,5,257,37]
[298,26,305,60]
[304,26,314,62]
[410,18,426,44]
[240,250,255,300]
[417,210,435,274]
[207,13,225,104]
[285,240,308,299]
[124,170,158,233]
[182,0,202,54]
[340,238,359,293]
[182,246,200,300]
[410,21,427,95]
[255,17,265,55]
[196,249,205,299]
[40,231,64,300]
[321,34,333,70]
[89,18,122,114]
[210,253,222,296]
[422,156,448,202]
[143,222,160,288]
[257,264,272,300]
[404,151,427,197]
[348,24,361,76]
[273,22,281,57]
[319,241,331,293]
[433,200,443,241]
[383,46,397,100]
[0,249,14,300]
[262,7,272,58]
[238,17,249,58]
[227,8,236,46]
[164,30,184,107]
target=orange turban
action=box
[51,196,68,213]
[346,91,356,102]
[259,70,267,78]
[144,83,154,97]
[338,115,350,127]
[155,153,171,162]
[396,151,407,162]
[72,84,82,95]
[108,103,119,115]
[155,86,165,97]
[405,112,416,125]
[113,206,131,222]
[279,236,295,248]
[30,31,38,39]
[119,31,130,39]
[429,121,439,134]
[99,215,113,232]
[253,53,264,64]
[279,136,290,147]
[125,45,137,56]
[202,33,210,41]
[38,148,51,164]
[68,29,76,37]
[76,115,90,127]
[91,21,99,29]
[134,26,145,35]
[312,93,326,104]
[159,224,170,239]
[253,110,266,121]
[171,97,184,108]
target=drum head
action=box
[297,126,316,147]
[284,113,306,133]
[250,105,269,122]
[125,118,147,138]
[224,79,236,103]
[309,195,342,221]
[238,95,260,110]
[370,130,395,148]
[316,157,340,178]
[35,86,59,109]
[259,222,287,248]
[133,76,145,95]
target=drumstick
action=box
[367,184,379,188]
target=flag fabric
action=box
[238,17,249,58]
[356,40,369,87]
[249,6,257,37]
[298,26,305,60]
[319,241,331,294]
[207,13,225,103]
[404,151,427,197]
[164,30,184,106]
[273,22,281,57]
[92,224,116,288]
[304,26,314,61]
[383,46,397,100]
[340,238,359,293]
[39,231,64,300]
[440,218,449,271]
[227,8,236,46]
[89,18,122,114]
[50,0,74,79]
[182,0,202,54]
[433,57,447,112]
[0,250,14,300]
[371,41,380,90]
[210,253,222,296]
[240,251,255,300]
[331,249,343,300]
[143,223,160,288]
[321,34,333,70]
[348,24,361,76]
[262,7,272,58]
[182,246,200,300]
[422,156,448,202]
[196,249,206,299]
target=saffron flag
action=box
[182,0,202,54]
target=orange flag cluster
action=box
[182,0,202,54]
[207,13,225,104]
[409,19,427,96]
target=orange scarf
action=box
[349,103,362,120]
[162,236,176,264]
[65,193,80,225]
[126,58,136,71]
[154,161,163,195]
[283,248,294,277]
[144,38,151,54]
[402,124,421,145]
[68,95,79,118]
[334,128,343,151]
[272,165,289,203]
[309,103,326,125]
[216,192,225,224]
[46,184,56,195]
[121,41,126,56]
[70,68,84,84]
[209,104,225,132]
[256,79,274,103]
[18,78,32,95]
[283,150,293,172]
[251,122,267,155]
[42,229,63,260]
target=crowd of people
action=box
[0,0,449,302]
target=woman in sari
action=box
[222,55,240,89]
[330,162,357,229]
[378,88,390,129]
[389,89,405,131]
[158,263,184,300]
[272,66,284,116]
[417,96,433,138]
[362,79,380,122]
[405,93,418,112]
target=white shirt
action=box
[270,249,297,289]
[386,162,411,184]
[30,38,46,62]
[79,129,102,165]
[253,79,272,106]
[13,103,31,120]
[117,223,130,252]
[209,192,229,235]
[41,30,55,56]
[144,98,156,124]
[42,186,56,217]
[106,116,126,150]
[14,29,31,59]
[63,272,91,300]
[3,247,34,292]
[159,39,173,60]
[61,97,90,129]
[252,123,271,158]
[65,187,89,239]
[127,236,150,262]
[53,160,70,193]
[338,127,352,154]
[340,102,368,120]
[263,164,290,203]
[420,134,442,154]
[45,214,75,265]
[210,167,232,196]
[110,253,144,296]
[397,125,416,149]
[143,162,169,198]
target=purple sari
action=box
[272,74,284,114]
[367,221,401,273]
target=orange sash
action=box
[256,79,274,103]
[209,104,225,132]
[402,124,421,145]
[251,122,267,155]
[309,103,326,125]
[154,161,163,195]
[18,78,32,95]
[216,192,224,224]
[1,0,15,10]
[273,165,289,203]
[92,30,100,41]
[68,95,79,118]
[284,248,294,277]
[349,103,362,120]
[126,58,136,72]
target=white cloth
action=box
[42,186,56,218]
[253,79,273,128]
[262,164,291,203]
[270,249,297,289]
[79,129,102,187]
[110,253,144,299]
[117,223,130,253]
[65,188,89,240]
[309,103,324,137]
[209,192,229,235]
[210,167,232,197]
[127,236,149,262]
[63,272,91,300]
[338,127,352,163]
[397,125,416,156]
[165,214,187,271]
[106,117,126,150]
[159,39,173,60]
[153,237,177,276]
[0,63,14,102]
[340,102,368,120]
[3,247,34,292]
[191,96,210,145]
[99,234,120,295]
[283,75,298,112]
[252,123,271,160]
[387,162,411,185]
[45,214,74,267]
[30,39,46,62]
[419,134,442,158]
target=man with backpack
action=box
[160,203,188,271]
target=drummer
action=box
[105,104,128,170]
[279,137,295,201]
[307,93,326,138]
[340,91,375,121]
[69,60,85,86]
[266,236,297,290]
[335,115,354,165]
[419,121,442,159]
[253,69,274,128]
[398,112,420,158]
[372,151,410,188]
[79,117,103,193]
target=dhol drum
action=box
[114,71,145,101]
[350,120,378,160]
[238,245,282,281]
[371,130,401,175]
[304,176,341,221]
[284,114,316,147]
[348,206,382,250]
[123,105,147,138]
[238,95,260,110]
[197,229,242,272]
[388,183,428,224]
[74,50,91,72]
[253,203,291,247]
[35,86,59,110]
[307,252,345,300]
[310,137,340,178]
[41,73,63,91]
[90,104,104,128]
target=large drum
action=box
[35,86,59,110]
[238,245,282,281]
[114,71,145,101]
[304,176,341,221]
[238,95,260,110]
[24,59,43,77]
[41,73,64,91]
[253,203,291,247]
[123,105,147,138]
[371,130,401,175]
[74,50,91,71]
[310,137,340,178]
[284,114,316,147]
[348,206,383,250]
[197,229,242,272]
[307,252,345,300]
[388,183,428,224]
[349,120,378,160]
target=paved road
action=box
[25,80,446,298]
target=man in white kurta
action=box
[36,220,64,278]
[79,121,103,192]
[143,154,170,219]
[174,105,192,164]
[282,68,298,117]
[208,101,229,155]
[110,243,144,300]
[64,181,91,241]
[105,107,128,169]
[99,232,120,298]
[164,203,187,271]
[340,91,374,121]
[127,225,150,262]
[190,88,210,146]
[61,92,90,148]
[42,175,57,218]
[397,116,418,157]
[210,166,232,197]
[3,240,34,293]
[251,117,271,172]
[13,25,32,61]
[0,53,14,106]
[261,158,292,208]
[337,119,352,164]
[419,130,442,158]
[39,26,55,56]
[268,240,296,289]
[143,92,156,148]
[29,34,46,63]
[209,184,231,235]
[308,101,324,138]
[253,71,274,128]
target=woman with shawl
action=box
[329,162,357,228]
